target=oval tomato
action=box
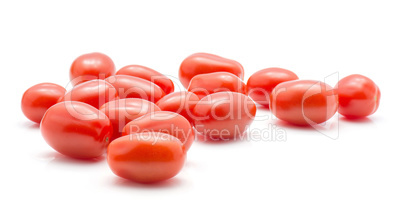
[193,92,256,140]
[179,53,244,88]
[336,74,380,118]
[21,83,66,123]
[105,75,165,103]
[40,101,113,159]
[116,65,174,94]
[59,79,118,109]
[270,80,338,126]
[123,111,194,152]
[156,91,200,125]
[99,98,161,140]
[247,68,298,107]
[70,52,115,86]
[188,72,247,99]
[107,133,186,183]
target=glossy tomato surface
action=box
[123,111,194,152]
[59,79,118,109]
[99,98,161,140]
[193,92,256,140]
[270,80,338,126]
[21,83,66,123]
[156,91,200,125]
[188,72,247,99]
[105,75,165,103]
[247,68,298,107]
[70,52,115,86]
[179,53,244,88]
[107,133,186,183]
[336,74,380,118]
[116,65,174,94]
[40,101,113,159]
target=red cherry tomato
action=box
[247,68,298,107]
[188,72,247,99]
[336,74,380,118]
[40,101,113,159]
[156,91,200,125]
[59,79,118,109]
[123,111,194,152]
[116,65,174,94]
[70,52,115,86]
[105,75,165,103]
[107,133,186,183]
[99,98,161,140]
[193,92,256,140]
[270,80,338,126]
[179,53,244,88]
[21,83,66,123]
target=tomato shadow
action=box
[21,121,40,129]
[274,120,319,131]
[339,116,373,124]
[195,133,247,145]
[39,151,105,165]
[112,176,183,189]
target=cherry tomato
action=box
[188,72,247,99]
[70,52,115,86]
[179,53,244,88]
[156,91,200,125]
[59,79,118,109]
[107,133,186,183]
[336,74,380,118]
[40,101,113,159]
[247,68,298,107]
[270,80,338,126]
[193,92,256,140]
[105,75,165,103]
[21,83,66,123]
[99,98,161,140]
[123,111,194,152]
[116,65,174,94]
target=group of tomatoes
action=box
[21,52,381,183]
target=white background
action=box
[1,0,401,212]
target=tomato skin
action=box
[193,92,256,140]
[21,83,66,123]
[40,101,113,159]
[179,53,244,88]
[107,133,186,183]
[270,80,338,126]
[116,65,174,94]
[105,75,165,103]
[99,98,161,140]
[123,111,194,152]
[188,72,247,99]
[70,52,115,86]
[59,79,118,109]
[247,68,298,107]
[156,91,200,125]
[336,74,380,118]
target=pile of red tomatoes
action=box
[21,52,381,183]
